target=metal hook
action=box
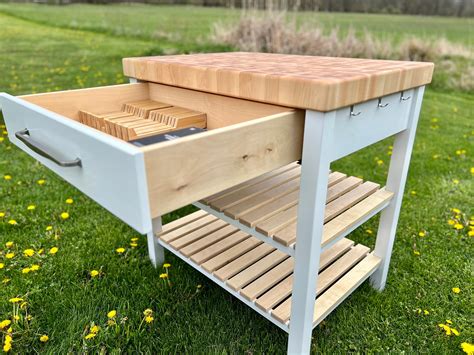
[350,105,361,117]
[400,91,411,101]
[378,98,389,108]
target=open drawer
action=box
[0,83,304,234]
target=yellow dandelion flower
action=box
[423,310,429,315]
[131,237,139,242]
[4,175,12,180]
[413,250,420,256]
[27,205,36,211]
[39,335,49,343]
[452,208,461,214]
[49,247,58,255]
[410,190,417,195]
[30,264,40,271]
[365,229,373,235]
[6,241,13,248]
[23,249,35,257]
[65,198,73,204]
[418,231,426,237]
[471,167,474,175]
[8,220,17,226]
[84,333,96,340]
[376,159,384,166]
[107,310,117,319]
[90,270,99,277]
[38,249,44,255]
[3,342,12,352]
[454,223,464,230]
[115,247,125,254]
[22,267,31,274]
[60,212,69,220]
[0,212,5,218]
[452,287,461,294]
[0,263,3,269]
[0,320,11,330]
[448,219,456,225]
[159,273,168,279]
[20,302,27,309]
[90,325,100,334]
[2,278,11,284]
[6,253,15,259]
[37,179,45,185]
[451,328,460,336]
[452,179,460,185]
[446,320,453,324]
[163,263,171,268]
[461,342,474,355]
[130,242,138,248]
[145,315,154,323]
[45,226,53,231]
[468,230,474,237]
[9,297,23,303]
[143,309,153,316]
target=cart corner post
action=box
[147,216,165,267]
[287,109,336,354]
[370,86,426,291]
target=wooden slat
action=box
[255,239,355,312]
[158,210,208,236]
[224,178,301,219]
[180,224,239,257]
[169,219,228,250]
[240,257,294,301]
[326,176,362,203]
[272,222,298,247]
[327,172,347,187]
[210,167,301,212]
[159,214,218,243]
[201,237,263,273]
[238,171,347,227]
[226,250,288,291]
[271,245,371,323]
[214,243,275,282]
[324,182,380,222]
[190,231,249,264]
[255,205,298,237]
[321,189,393,246]
[202,163,300,204]
[239,190,299,227]
[312,254,381,326]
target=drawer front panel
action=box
[0,93,152,234]
[331,89,414,161]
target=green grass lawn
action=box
[0,5,473,353]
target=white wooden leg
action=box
[147,217,165,267]
[370,86,425,291]
[287,110,335,354]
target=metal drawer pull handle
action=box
[15,129,82,168]
[350,105,361,116]
[400,91,411,101]
[377,98,389,108]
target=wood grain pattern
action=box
[123,52,434,111]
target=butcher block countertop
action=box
[122,52,434,112]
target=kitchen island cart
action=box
[0,52,434,354]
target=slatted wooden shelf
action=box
[195,162,393,256]
[157,211,381,330]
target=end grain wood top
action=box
[122,52,434,111]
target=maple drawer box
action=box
[0,82,304,234]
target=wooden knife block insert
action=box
[78,100,207,141]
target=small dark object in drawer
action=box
[129,127,206,147]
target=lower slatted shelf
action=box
[157,212,381,331]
